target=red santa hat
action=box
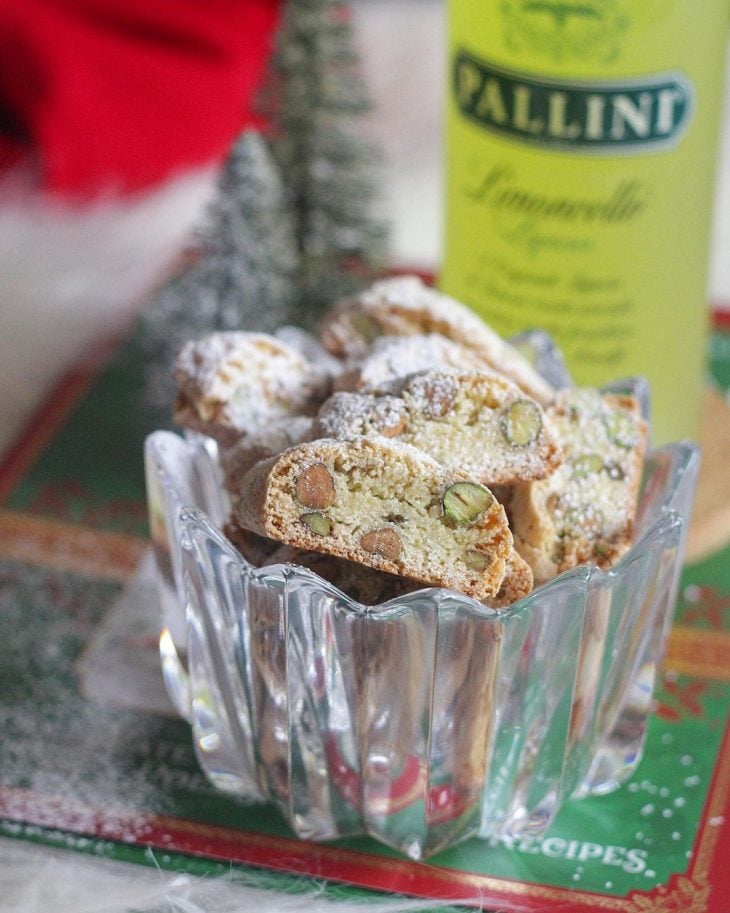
[0,0,281,197]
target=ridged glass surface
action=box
[144,430,698,859]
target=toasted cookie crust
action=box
[319,276,554,404]
[482,551,534,609]
[314,369,562,485]
[510,390,648,583]
[173,331,329,447]
[233,437,513,599]
[333,333,490,395]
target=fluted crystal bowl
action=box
[144,428,699,860]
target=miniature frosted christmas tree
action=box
[140,130,298,410]
[262,0,389,320]
[138,3,390,413]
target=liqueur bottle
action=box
[441,1,728,443]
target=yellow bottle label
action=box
[441,1,728,444]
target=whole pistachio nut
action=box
[300,512,332,537]
[572,453,605,478]
[443,482,495,526]
[500,399,542,447]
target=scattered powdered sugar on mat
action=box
[76,550,175,718]
[0,558,212,844]
[0,560,503,909]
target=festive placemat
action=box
[0,327,728,912]
[686,323,730,562]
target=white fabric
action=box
[0,838,458,913]
[0,166,216,457]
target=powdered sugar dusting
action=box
[402,370,463,414]
[233,415,314,456]
[347,276,555,403]
[315,391,407,440]
[174,331,329,434]
[274,325,344,380]
[220,415,315,483]
[337,333,487,393]
[315,370,559,485]
[512,388,646,579]
[357,276,497,342]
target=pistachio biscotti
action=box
[264,544,532,609]
[484,552,534,609]
[333,333,491,395]
[509,390,648,584]
[318,275,554,404]
[173,331,329,447]
[314,369,562,485]
[233,437,515,599]
[169,276,651,607]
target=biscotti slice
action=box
[319,275,554,404]
[173,332,329,447]
[314,370,562,485]
[510,389,648,584]
[482,551,534,609]
[267,544,421,605]
[269,543,531,607]
[233,437,513,599]
[334,333,490,394]
[220,416,314,499]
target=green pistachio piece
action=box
[603,410,637,449]
[350,312,382,344]
[443,482,494,526]
[300,512,332,537]
[464,550,490,571]
[500,399,542,447]
[572,453,604,478]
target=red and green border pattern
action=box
[1,322,729,912]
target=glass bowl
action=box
[144,428,698,860]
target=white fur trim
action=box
[0,167,217,456]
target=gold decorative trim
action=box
[620,876,711,913]
[0,510,146,582]
[664,627,730,681]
